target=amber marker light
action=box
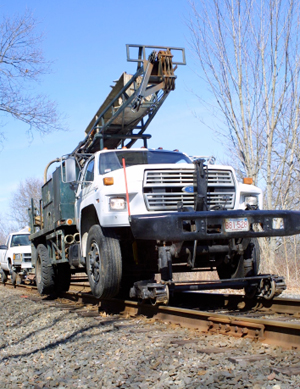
[103,177,114,186]
[66,219,73,225]
[243,177,253,185]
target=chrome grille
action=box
[145,193,195,210]
[144,170,194,185]
[144,169,234,186]
[143,169,235,211]
[207,170,234,186]
[23,253,31,263]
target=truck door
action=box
[0,244,7,266]
[75,157,96,221]
[0,235,10,270]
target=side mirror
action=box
[64,157,77,183]
[69,182,79,191]
[0,245,8,250]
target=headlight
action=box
[245,196,258,206]
[13,253,21,261]
[109,197,126,211]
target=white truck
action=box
[0,227,32,285]
[29,45,300,303]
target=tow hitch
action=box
[129,275,286,305]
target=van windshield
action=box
[11,234,30,247]
[99,150,191,174]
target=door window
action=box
[84,158,95,182]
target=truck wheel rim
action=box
[89,241,101,284]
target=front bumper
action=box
[21,263,33,269]
[130,209,300,241]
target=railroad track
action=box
[2,279,300,350]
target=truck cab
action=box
[0,227,32,285]
[75,148,263,260]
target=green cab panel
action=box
[42,166,76,231]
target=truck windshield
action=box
[11,234,30,247]
[99,150,191,174]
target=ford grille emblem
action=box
[182,186,194,193]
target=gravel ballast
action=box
[0,286,300,389]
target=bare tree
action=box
[0,213,15,244]
[0,10,64,142]
[0,227,7,245]
[8,177,43,229]
[188,0,300,271]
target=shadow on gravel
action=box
[0,293,121,362]
[0,322,118,363]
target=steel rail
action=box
[1,283,300,349]
[176,291,300,315]
[97,298,300,350]
[6,281,300,315]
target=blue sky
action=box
[0,0,225,217]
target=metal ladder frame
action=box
[71,44,186,159]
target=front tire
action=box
[243,238,260,277]
[217,238,260,280]
[36,244,55,295]
[11,271,17,287]
[243,238,261,298]
[0,269,7,284]
[86,225,122,299]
